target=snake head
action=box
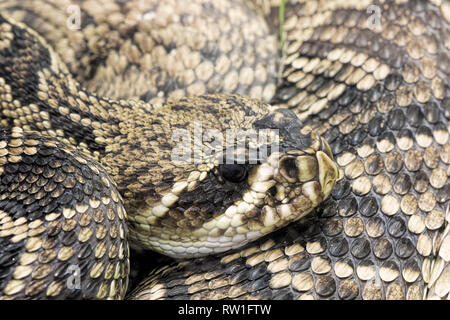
[124,95,338,258]
[251,107,338,200]
[235,107,339,243]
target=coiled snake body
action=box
[0,0,449,300]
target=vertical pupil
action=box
[221,164,246,182]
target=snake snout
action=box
[269,135,339,222]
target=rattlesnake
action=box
[0,0,449,300]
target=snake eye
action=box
[220,164,248,183]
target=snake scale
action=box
[0,0,449,300]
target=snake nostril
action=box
[268,186,277,197]
[279,156,298,182]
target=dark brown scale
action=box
[337,197,358,217]
[443,98,450,118]
[328,237,349,257]
[343,29,360,46]
[331,9,348,25]
[392,173,412,195]
[368,84,383,102]
[349,128,368,146]
[395,238,416,259]
[288,252,311,272]
[315,275,336,297]
[387,109,406,131]
[367,217,385,238]
[413,171,429,193]
[373,238,393,260]
[378,131,396,148]
[338,279,359,300]
[306,77,327,93]
[365,155,384,175]
[321,217,343,237]
[381,260,400,280]
[359,197,379,217]
[384,152,403,173]
[387,217,407,239]
[423,102,440,124]
[416,125,433,140]
[404,259,421,277]
[368,116,386,136]
[436,185,450,203]
[350,238,371,259]
[384,74,403,91]
[330,138,348,155]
